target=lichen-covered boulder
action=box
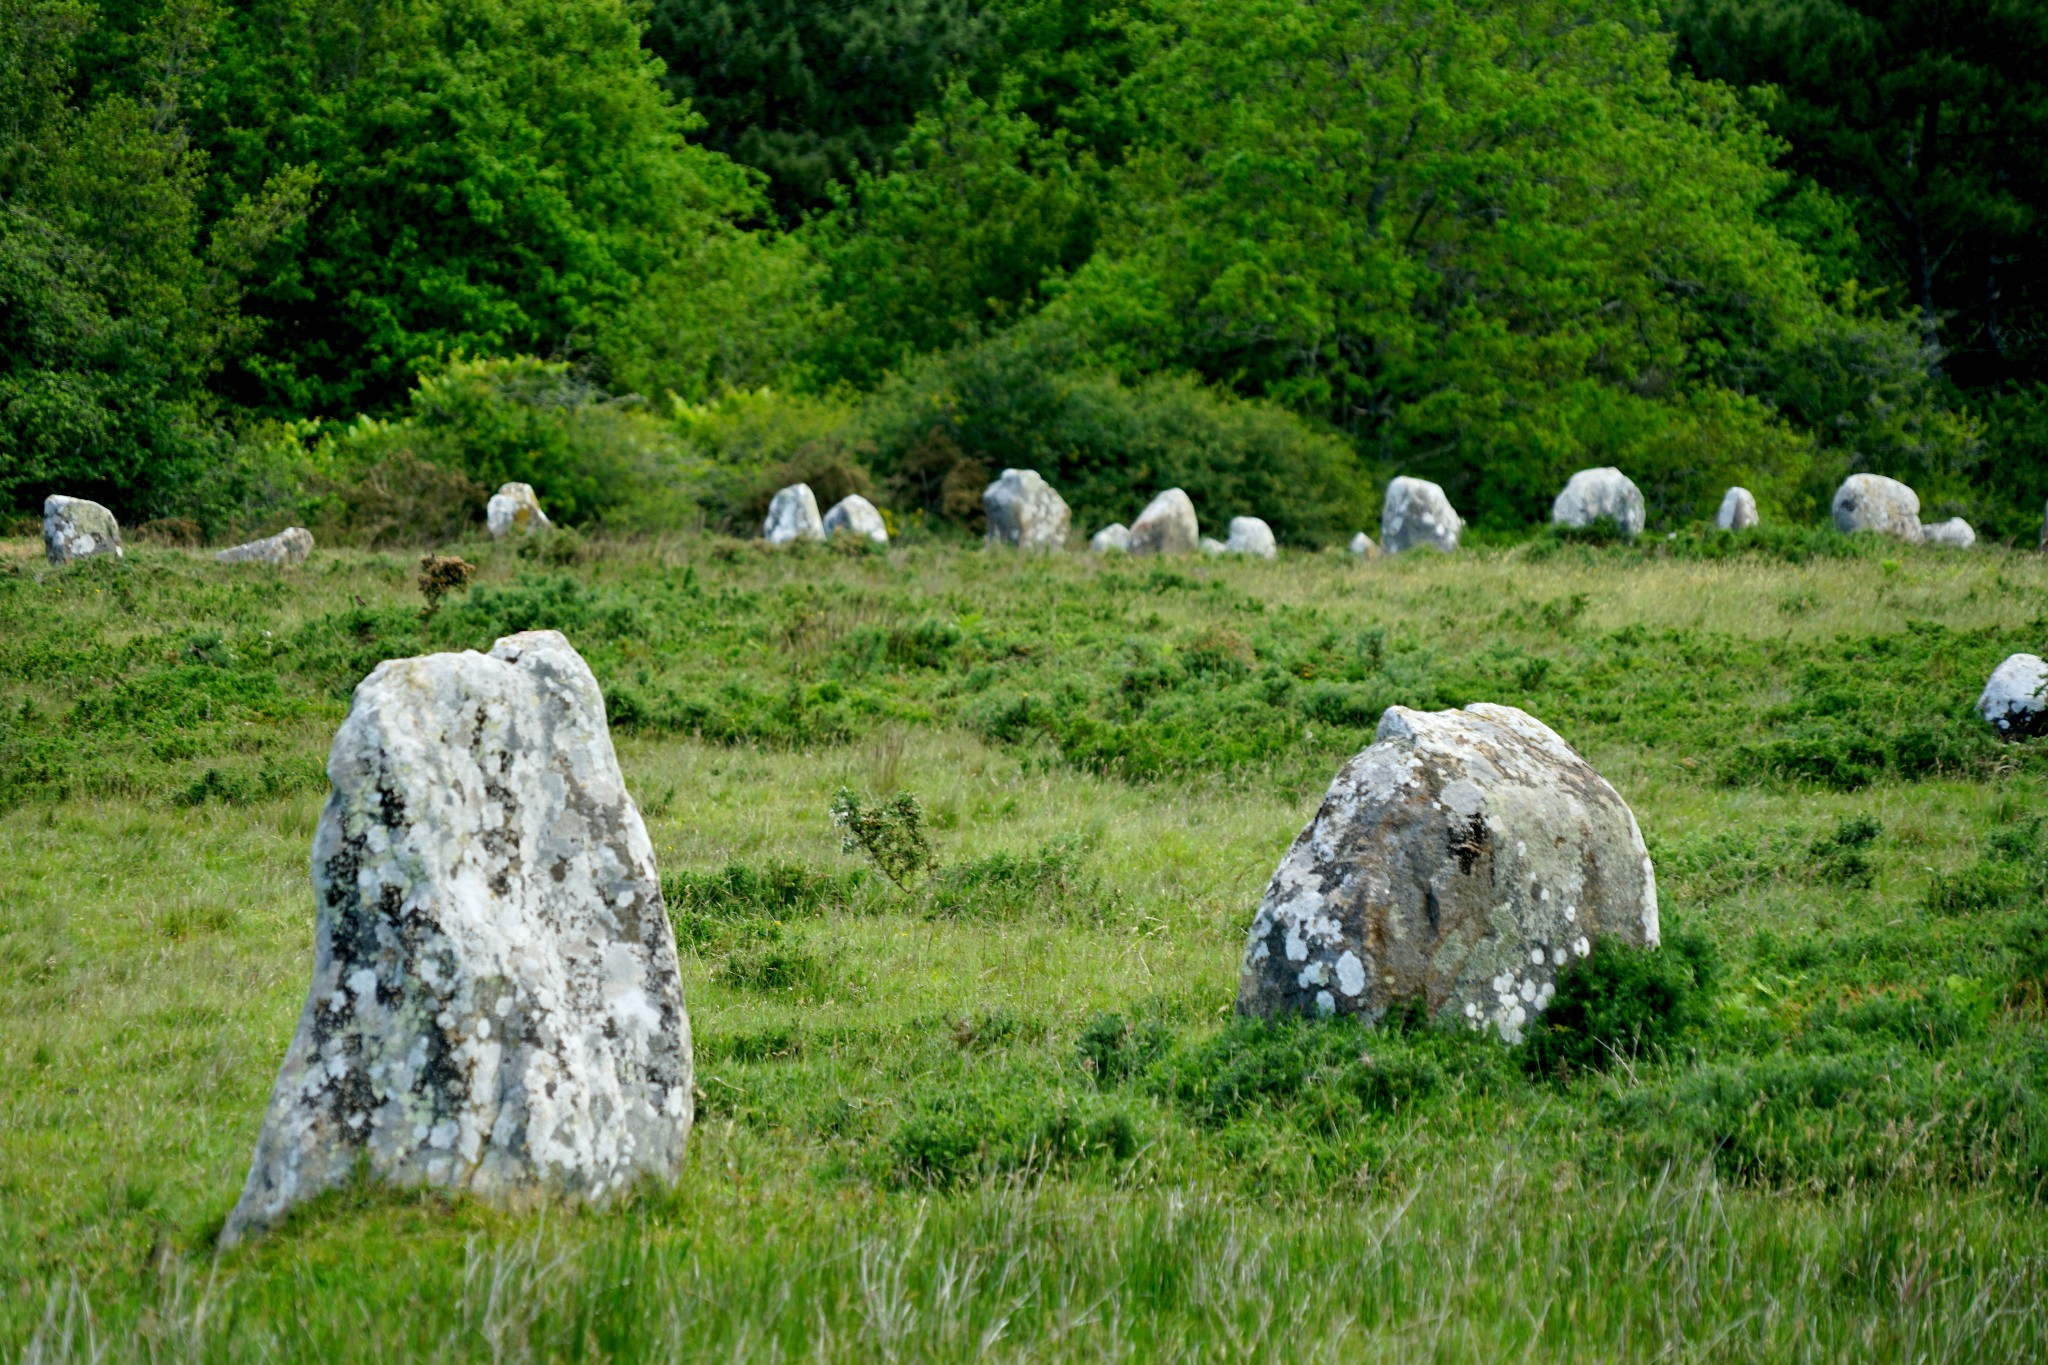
[1978,654,2048,741]
[822,494,889,544]
[1223,516,1278,560]
[486,483,551,539]
[1716,487,1758,531]
[1090,524,1131,554]
[1128,488,1199,555]
[1922,517,1975,549]
[216,527,314,567]
[983,469,1070,551]
[1349,532,1381,559]
[43,495,123,565]
[1379,477,1461,554]
[220,630,692,1246]
[1551,467,1646,537]
[763,484,824,544]
[1832,473,1922,543]
[1237,703,1659,1042]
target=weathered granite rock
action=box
[217,527,315,567]
[1237,702,1659,1042]
[1200,537,1228,556]
[983,469,1070,551]
[43,495,123,565]
[1978,654,2048,741]
[220,630,692,1246]
[1715,487,1759,531]
[763,484,824,544]
[486,483,551,539]
[1128,488,1199,555]
[1379,477,1461,554]
[1551,467,1646,537]
[1922,517,1975,549]
[1832,473,1922,543]
[1349,532,1381,559]
[822,494,888,544]
[1089,524,1131,554]
[1223,516,1278,560]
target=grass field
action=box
[6,527,2048,1360]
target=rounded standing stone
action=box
[43,495,123,565]
[1831,473,1922,543]
[1090,524,1131,554]
[1978,654,2048,741]
[822,493,889,544]
[1128,488,1200,555]
[1379,477,1461,554]
[487,483,552,539]
[1715,487,1758,531]
[1223,516,1278,559]
[1349,532,1382,559]
[983,469,1071,551]
[220,630,692,1246]
[763,484,825,544]
[1237,703,1659,1042]
[1551,467,1646,537]
[1921,517,1975,549]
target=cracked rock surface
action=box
[1237,703,1659,1042]
[1716,487,1758,531]
[222,630,691,1245]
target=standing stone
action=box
[983,469,1071,552]
[43,495,123,565]
[1128,488,1200,555]
[1237,703,1659,1042]
[486,483,552,539]
[1200,537,1228,556]
[216,527,315,567]
[1223,516,1278,560]
[1922,517,1975,549]
[1089,524,1131,554]
[220,630,692,1246]
[1551,467,1646,537]
[1349,532,1382,559]
[1831,473,1922,543]
[1715,487,1759,532]
[763,484,825,545]
[822,494,889,545]
[1379,477,1461,555]
[1978,654,2048,741]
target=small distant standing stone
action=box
[1921,517,1975,549]
[220,630,692,1246]
[1715,487,1759,531]
[487,483,552,539]
[983,469,1071,551]
[216,527,315,566]
[1380,477,1461,555]
[763,484,825,544]
[43,495,123,565]
[1237,703,1659,1040]
[1349,532,1381,559]
[1831,473,1922,543]
[1200,537,1227,556]
[1551,467,1646,537]
[1978,654,2048,741]
[1089,524,1131,554]
[822,494,888,544]
[1128,488,1200,555]
[1223,516,1278,560]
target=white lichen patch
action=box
[220,631,692,1246]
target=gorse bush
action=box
[830,787,938,889]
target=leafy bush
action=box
[1076,1013,1171,1086]
[830,787,938,889]
[921,840,1116,923]
[1523,933,1720,1081]
[887,1080,1139,1186]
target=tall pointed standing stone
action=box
[221,630,692,1245]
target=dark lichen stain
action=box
[1447,812,1488,875]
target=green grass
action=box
[5,530,2048,1359]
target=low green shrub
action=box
[1523,933,1720,1081]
